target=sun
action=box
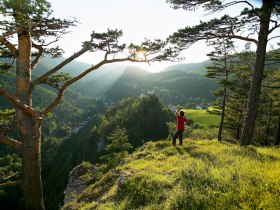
[136,51,146,61]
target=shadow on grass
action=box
[232,146,279,162]
[173,143,219,164]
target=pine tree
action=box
[206,38,235,141]
[0,1,177,209]
[100,128,132,170]
[225,43,254,140]
[167,0,280,146]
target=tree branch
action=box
[0,181,21,188]
[34,33,65,47]
[0,87,39,118]
[169,16,259,50]
[0,36,17,55]
[265,61,280,66]
[31,42,44,70]
[262,85,280,89]
[268,35,280,42]
[225,34,258,45]
[0,135,22,150]
[223,1,254,10]
[3,172,19,181]
[42,57,142,115]
[32,42,91,87]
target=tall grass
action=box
[63,140,280,210]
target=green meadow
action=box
[183,109,220,127]
[63,139,280,210]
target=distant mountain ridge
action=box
[161,60,211,75]
[34,56,216,104]
[2,56,216,105]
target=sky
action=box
[47,0,266,72]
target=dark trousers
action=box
[172,130,184,146]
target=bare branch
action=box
[0,135,22,150]
[227,34,258,45]
[34,33,65,47]
[206,1,253,14]
[222,1,254,10]
[268,23,280,34]
[0,181,21,188]
[268,35,280,42]
[31,42,44,70]
[207,32,258,45]
[167,0,254,12]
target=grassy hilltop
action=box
[184,109,220,127]
[62,139,280,210]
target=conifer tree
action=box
[0,1,178,209]
[261,46,280,145]
[206,38,235,141]
[167,0,280,146]
[100,128,132,170]
[225,43,254,140]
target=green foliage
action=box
[64,139,280,210]
[0,69,87,127]
[0,154,21,177]
[0,153,22,208]
[0,0,51,15]
[97,95,173,147]
[43,95,172,209]
[100,128,132,170]
[47,72,72,89]
[105,128,132,154]
[106,69,217,105]
[223,44,254,140]
[0,109,14,126]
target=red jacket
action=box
[177,115,187,130]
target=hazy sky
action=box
[47,0,265,72]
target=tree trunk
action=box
[264,99,272,146]
[218,85,226,141]
[20,115,44,210]
[16,29,45,210]
[240,1,273,146]
[274,115,280,146]
[235,102,245,140]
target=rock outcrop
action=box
[63,162,94,204]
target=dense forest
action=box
[0,0,279,210]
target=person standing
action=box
[172,109,187,146]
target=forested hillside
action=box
[106,67,217,104]
[43,95,173,210]
[161,60,211,75]
[0,70,98,137]
[34,56,218,104]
